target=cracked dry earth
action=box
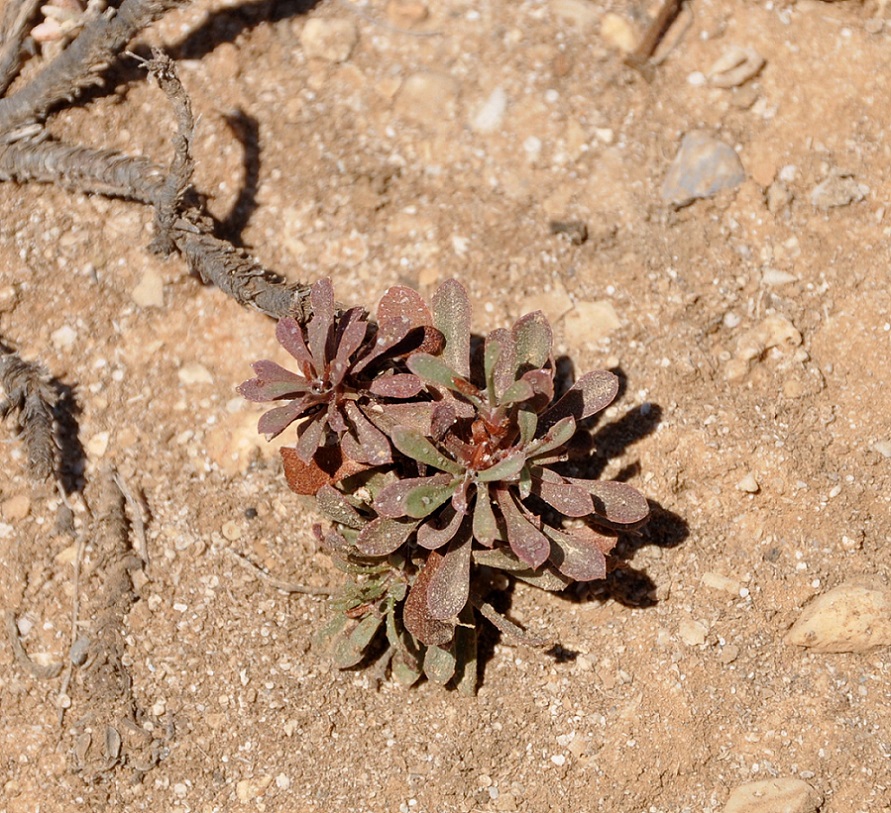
[2,0,891,811]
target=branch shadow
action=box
[51,379,86,495]
[218,109,262,245]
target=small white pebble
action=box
[551,754,566,766]
[687,71,707,86]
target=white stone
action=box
[471,87,507,133]
[678,618,709,646]
[723,778,821,813]
[177,362,214,385]
[736,473,759,493]
[51,324,77,350]
[131,267,165,308]
[786,582,891,653]
[299,17,358,63]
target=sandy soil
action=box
[2,0,891,810]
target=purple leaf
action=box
[275,317,315,371]
[498,378,535,405]
[403,551,456,646]
[295,414,326,463]
[257,398,311,438]
[377,285,433,328]
[540,370,619,429]
[426,530,472,620]
[375,474,454,518]
[521,368,554,403]
[496,488,550,568]
[432,279,472,378]
[417,504,465,550]
[368,373,424,399]
[356,515,419,556]
[572,479,650,525]
[364,402,438,437]
[329,308,368,386]
[307,278,336,370]
[530,471,594,517]
[343,401,392,466]
[486,328,516,401]
[512,310,552,371]
[430,401,458,440]
[544,525,610,581]
[238,360,308,401]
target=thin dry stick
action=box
[0,0,42,96]
[475,600,549,648]
[112,470,148,567]
[225,548,333,596]
[624,0,684,78]
[5,609,64,679]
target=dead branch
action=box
[0,344,58,480]
[0,0,188,137]
[225,548,333,596]
[0,0,42,96]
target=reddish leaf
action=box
[275,317,315,371]
[364,402,438,437]
[530,471,593,517]
[495,488,550,568]
[432,279,472,378]
[281,445,369,496]
[295,414,326,463]
[307,278,336,370]
[368,373,424,398]
[512,310,552,371]
[375,474,454,518]
[238,360,308,402]
[416,505,465,550]
[403,551,456,647]
[576,479,650,525]
[545,525,610,581]
[356,516,419,556]
[540,370,619,429]
[377,285,433,329]
[329,308,368,386]
[426,531,472,621]
[342,401,392,466]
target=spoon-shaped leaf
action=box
[390,426,464,475]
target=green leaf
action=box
[315,484,366,530]
[517,409,537,445]
[476,453,527,483]
[407,352,464,392]
[392,654,423,686]
[526,416,577,459]
[404,480,460,519]
[423,643,457,686]
[432,279,472,378]
[333,613,383,668]
[498,377,535,406]
[471,482,498,545]
[483,334,502,404]
[356,516,420,556]
[390,426,465,475]
[512,310,552,371]
[540,369,619,429]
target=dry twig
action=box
[226,548,333,596]
[5,609,64,679]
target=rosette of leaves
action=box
[305,280,649,692]
[238,278,442,493]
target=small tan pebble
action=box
[235,775,273,802]
[701,572,742,595]
[0,284,19,311]
[298,17,358,64]
[386,0,428,27]
[736,473,759,493]
[131,267,165,308]
[394,71,460,126]
[177,362,214,385]
[55,543,78,566]
[785,582,891,653]
[86,431,110,458]
[222,520,242,541]
[600,12,637,51]
[719,644,739,664]
[678,618,709,646]
[563,300,621,345]
[51,324,77,350]
[723,778,821,813]
[519,284,573,326]
[707,45,765,88]
[551,0,598,28]
[1,494,31,520]
[870,439,891,458]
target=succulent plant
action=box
[238,278,442,491]
[243,277,649,692]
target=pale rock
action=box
[563,300,621,345]
[394,72,459,126]
[222,520,242,541]
[871,439,891,458]
[386,0,428,27]
[299,18,358,63]
[786,582,891,653]
[736,473,759,493]
[235,775,273,802]
[707,45,765,88]
[51,324,77,350]
[131,267,165,308]
[177,362,214,386]
[725,315,802,381]
[810,173,867,210]
[471,87,507,134]
[1,494,31,520]
[551,0,599,28]
[86,431,110,459]
[761,268,797,286]
[723,779,821,813]
[678,618,709,646]
[600,12,637,52]
[519,284,573,325]
[701,572,742,595]
[205,407,290,477]
[662,132,746,207]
